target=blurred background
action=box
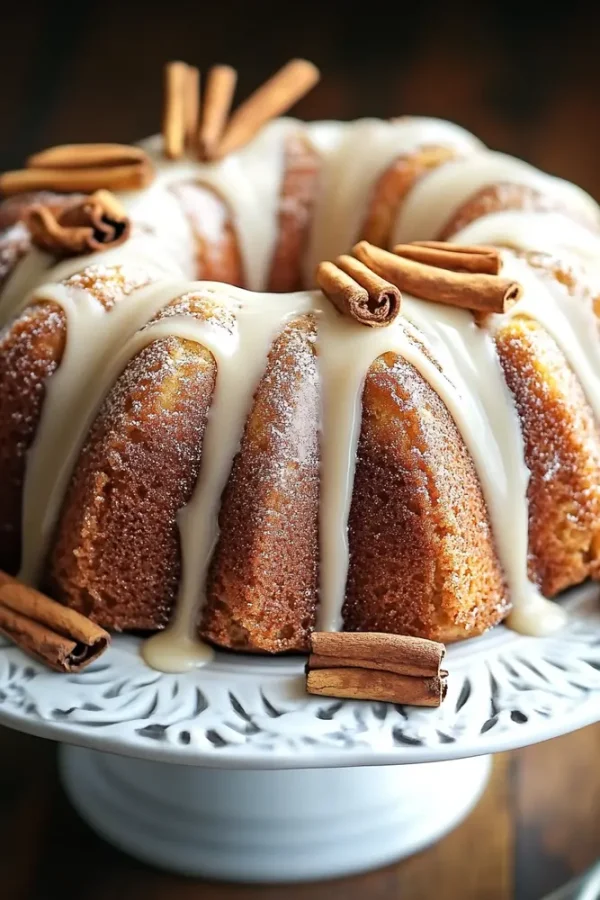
[2,0,600,201]
[1,2,600,898]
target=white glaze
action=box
[3,116,600,671]
[392,152,600,244]
[304,117,483,285]
[143,288,315,671]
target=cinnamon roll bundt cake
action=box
[1,61,599,670]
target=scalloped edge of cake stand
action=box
[0,583,598,769]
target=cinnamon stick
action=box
[0,571,110,673]
[393,241,502,275]
[0,163,152,195]
[353,241,522,314]
[185,65,201,151]
[0,144,155,195]
[215,59,320,159]
[27,144,149,169]
[306,668,447,707]
[199,65,238,160]
[163,61,192,160]
[337,254,402,324]
[306,632,448,707]
[309,631,445,677]
[316,258,401,327]
[26,190,131,255]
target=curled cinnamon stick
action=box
[353,241,522,314]
[215,59,320,159]
[336,254,402,324]
[306,668,447,707]
[0,571,110,673]
[306,632,448,707]
[26,190,131,256]
[199,65,238,160]
[316,258,401,327]
[393,241,502,275]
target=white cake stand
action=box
[0,585,599,883]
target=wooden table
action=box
[0,723,598,899]
[2,2,600,897]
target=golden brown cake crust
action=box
[201,315,320,652]
[172,131,321,292]
[360,146,458,249]
[0,223,32,295]
[438,182,584,241]
[0,264,158,579]
[495,316,600,595]
[0,302,66,575]
[343,351,509,642]
[46,294,226,631]
[47,343,214,629]
[171,181,246,286]
[267,131,321,292]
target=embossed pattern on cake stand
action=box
[0,584,598,882]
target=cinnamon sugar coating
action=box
[46,295,226,630]
[170,181,246,285]
[343,351,510,642]
[0,223,32,294]
[267,131,321,292]
[62,263,154,310]
[2,121,600,655]
[201,315,320,652]
[0,302,66,574]
[361,146,458,249]
[438,182,587,240]
[495,316,600,595]
[171,132,321,290]
[0,263,159,578]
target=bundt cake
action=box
[1,61,600,671]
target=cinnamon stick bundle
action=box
[352,241,522,315]
[26,190,131,256]
[0,571,110,673]
[316,257,401,327]
[306,632,448,707]
[0,143,155,195]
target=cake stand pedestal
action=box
[0,584,599,883]
[60,747,491,881]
